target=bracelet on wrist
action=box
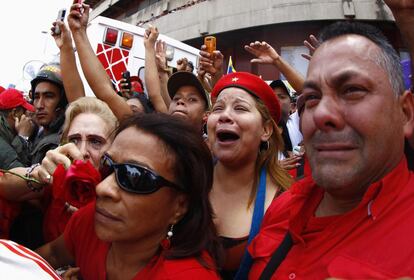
[25,163,43,192]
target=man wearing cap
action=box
[269,80,303,150]
[167,71,210,131]
[30,63,68,165]
[248,2,414,278]
[143,25,209,131]
[0,89,35,169]
[8,64,68,249]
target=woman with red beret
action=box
[207,72,292,279]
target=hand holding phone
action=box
[204,36,216,56]
[54,8,67,35]
[122,71,131,89]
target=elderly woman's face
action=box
[94,127,186,244]
[67,113,112,168]
[207,88,271,166]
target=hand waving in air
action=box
[244,41,280,65]
[301,34,320,61]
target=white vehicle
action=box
[80,16,200,96]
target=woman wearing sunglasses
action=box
[36,113,221,279]
[207,72,293,279]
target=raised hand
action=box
[197,67,213,92]
[199,45,224,77]
[118,78,132,98]
[245,40,305,93]
[34,143,84,185]
[301,34,320,61]
[177,57,189,72]
[144,25,159,49]
[68,0,89,33]
[244,41,280,65]
[155,40,168,72]
[15,114,34,138]
[51,21,73,50]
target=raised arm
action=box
[245,41,305,93]
[155,40,172,107]
[144,26,169,113]
[52,20,85,102]
[67,1,132,120]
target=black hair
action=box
[318,21,404,96]
[134,95,154,113]
[114,113,221,269]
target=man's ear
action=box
[401,90,414,140]
[261,120,274,142]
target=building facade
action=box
[86,0,406,80]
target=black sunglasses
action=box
[99,154,184,194]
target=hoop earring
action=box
[260,140,270,151]
[160,224,174,250]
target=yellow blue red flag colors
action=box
[227,56,236,74]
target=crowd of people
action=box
[0,0,413,279]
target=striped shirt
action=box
[0,239,61,279]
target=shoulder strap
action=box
[234,167,267,280]
[258,232,293,280]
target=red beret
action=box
[0,88,34,112]
[211,72,281,122]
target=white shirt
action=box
[286,111,303,148]
[0,239,61,280]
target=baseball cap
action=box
[167,71,210,109]
[269,80,291,98]
[0,88,35,112]
[130,76,144,93]
[211,72,281,122]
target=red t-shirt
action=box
[248,158,414,279]
[63,203,219,280]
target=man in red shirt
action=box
[248,1,414,279]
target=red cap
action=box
[130,76,144,93]
[211,72,281,122]
[0,88,35,112]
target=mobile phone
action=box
[54,8,67,35]
[204,36,216,55]
[122,71,131,89]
